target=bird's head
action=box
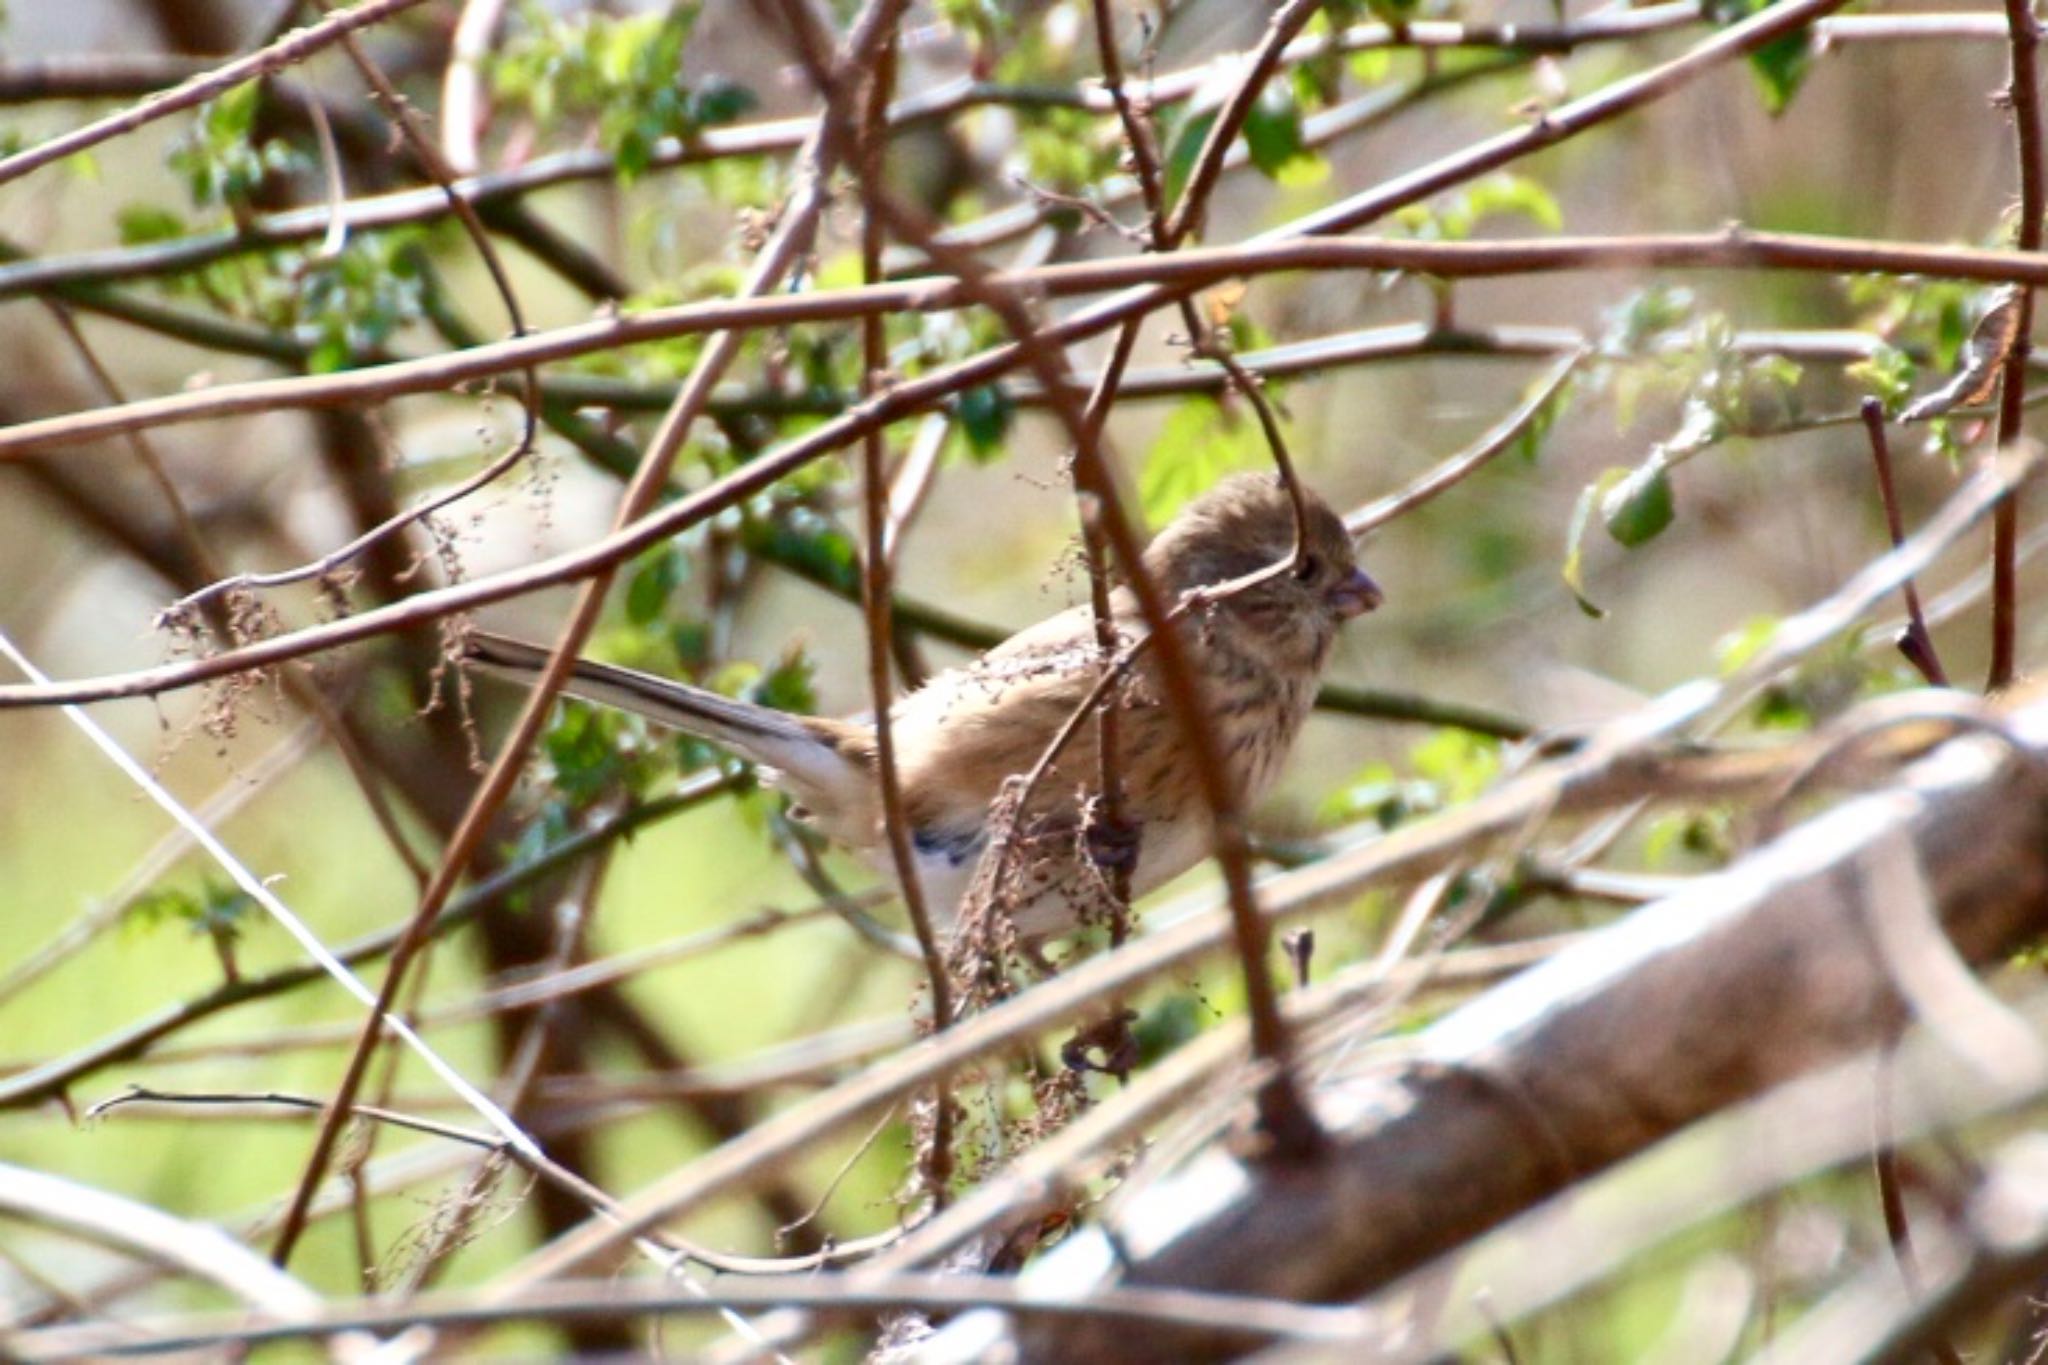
[1142,473,1381,668]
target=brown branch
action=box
[0,6,1997,304]
[1868,1055,1968,1365]
[5,1272,1360,1360]
[440,0,508,175]
[0,1,1709,297]
[1314,682,1533,739]
[1346,347,1586,535]
[1861,400,1949,686]
[1161,0,1325,247]
[88,1083,777,1284]
[1069,0,1183,938]
[169,24,542,623]
[0,0,433,188]
[25,226,2048,462]
[1992,0,2045,689]
[1000,695,2048,1362]
[851,14,961,1204]
[0,1162,322,1327]
[858,935,1574,1290]
[32,315,434,886]
[2,242,1992,711]
[0,55,218,103]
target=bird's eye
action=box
[1294,553,1323,582]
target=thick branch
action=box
[1001,697,2048,1362]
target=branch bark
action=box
[995,695,2048,1362]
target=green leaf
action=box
[1227,310,1275,354]
[1714,615,1780,674]
[613,123,654,181]
[1242,84,1309,178]
[490,2,726,184]
[125,878,255,941]
[1133,995,1207,1067]
[954,384,1013,461]
[1644,809,1734,866]
[307,335,352,374]
[1848,345,1917,417]
[1140,395,1272,527]
[625,545,686,625]
[684,75,756,129]
[1747,32,1813,115]
[1749,353,1804,392]
[211,80,262,140]
[125,886,202,933]
[1936,291,1973,369]
[117,204,188,245]
[1599,461,1675,547]
[1601,285,1695,357]
[747,651,818,715]
[652,615,702,667]
[1515,373,1574,464]
[1390,174,1562,244]
[1017,106,1116,194]
[1706,0,1813,114]
[1321,760,1421,827]
[1409,729,1501,803]
[1323,730,1500,832]
[1347,48,1394,87]
[1560,481,1608,618]
[1463,174,1563,232]
[542,699,657,805]
[1162,109,1218,210]
[934,0,1010,50]
[1272,153,1331,189]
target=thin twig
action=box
[852,15,960,1206]
[1347,347,1587,534]
[1161,0,1326,247]
[1992,0,2045,689]
[1078,0,1169,933]
[0,2,1708,297]
[0,627,547,1172]
[29,226,2048,462]
[0,0,432,188]
[87,1084,783,1282]
[6,1272,1363,1360]
[1867,1053,1968,1365]
[1860,399,1948,685]
[159,0,547,622]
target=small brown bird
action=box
[469,474,1380,939]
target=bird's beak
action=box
[1326,565,1384,619]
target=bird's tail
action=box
[463,632,869,813]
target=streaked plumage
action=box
[469,474,1380,938]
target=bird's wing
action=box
[891,600,1158,831]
